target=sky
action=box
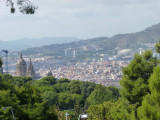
[0,0,160,41]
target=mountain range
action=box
[22,22,160,58]
[0,37,79,50]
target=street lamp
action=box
[3,107,16,120]
[65,112,69,120]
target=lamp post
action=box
[65,112,69,120]
[3,107,16,120]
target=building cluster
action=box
[15,54,53,78]
[52,61,129,87]
[16,54,36,78]
[4,54,129,87]
[1,53,131,87]
[64,48,76,58]
[1,41,160,87]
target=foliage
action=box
[108,86,120,99]
[110,99,137,120]
[120,50,157,105]
[0,58,2,68]
[4,0,37,14]
[138,66,160,120]
[57,78,71,83]
[85,85,117,106]
[0,72,120,119]
[57,93,83,110]
[155,40,160,54]
[88,101,114,120]
[42,91,58,107]
[0,74,58,120]
[69,80,81,94]
[88,99,137,120]
[41,76,57,85]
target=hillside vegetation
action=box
[23,23,160,57]
[0,75,119,120]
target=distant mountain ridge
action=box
[22,22,160,57]
[0,37,79,50]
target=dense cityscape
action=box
[1,1,160,119]
[0,42,158,88]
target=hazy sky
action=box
[0,0,160,41]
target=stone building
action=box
[16,54,27,77]
[27,58,35,78]
[16,54,36,78]
[46,67,53,76]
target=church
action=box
[16,54,36,78]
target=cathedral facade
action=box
[16,54,35,78]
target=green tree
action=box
[108,86,120,99]
[13,76,33,86]
[85,85,113,106]
[0,90,20,120]
[88,101,114,120]
[57,93,83,110]
[57,93,74,110]
[0,58,2,68]
[57,78,71,83]
[120,50,157,105]
[80,81,96,99]
[138,66,160,120]
[42,91,58,107]
[53,82,70,93]
[41,76,57,85]
[155,40,160,54]
[111,99,136,120]
[69,81,81,94]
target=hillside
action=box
[22,23,160,58]
[0,37,79,50]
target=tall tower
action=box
[27,58,35,78]
[16,54,27,76]
[46,67,53,76]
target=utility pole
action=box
[65,113,69,120]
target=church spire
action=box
[27,58,35,78]
[16,53,27,77]
[20,53,22,58]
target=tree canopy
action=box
[120,50,157,105]
[4,0,37,14]
[138,66,160,120]
[0,58,2,68]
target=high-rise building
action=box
[64,48,76,58]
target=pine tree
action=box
[120,50,157,105]
[138,66,160,120]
